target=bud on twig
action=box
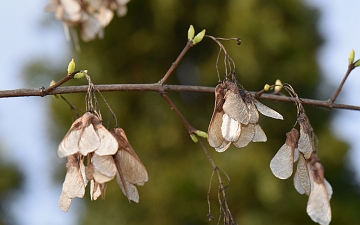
[192,29,206,45]
[188,25,195,41]
[194,130,208,139]
[348,49,355,64]
[274,79,282,94]
[264,84,271,91]
[67,59,76,75]
[190,134,198,143]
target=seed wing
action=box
[252,124,267,142]
[221,114,241,142]
[208,109,226,149]
[253,100,283,120]
[223,83,249,125]
[58,191,72,212]
[270,143,294,179]
[116,171,140,203]
[233,123,255,148]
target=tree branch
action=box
[1,83,359,111]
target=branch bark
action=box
[0,83,359,111]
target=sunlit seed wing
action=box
[297,128,313,159]
[58,191,72,212]
[78,123,101,156]
[60,0,81,22]
[270,128,299,179]
[252,124,267,142]
[223,82,249,125]
[116,172,139,203]
[62,155,85,198]
[215,141,231,152]
[208,109,226,148]
[294,169,306,195]
[90,180,102,201]
[92,119,118,155]
[296,153,311,195]
[92,154,117,179]
[112,128,148,185]
[270,144,293,179]
[79,158,88,187]
[233,123,255,148]
[294,148,299,162]
[324,179,333,200]
[58,117,83,158]
[93,168,113,183]
[221,114,241,142]
[307,162,332,225]
[247,101,259,124]
[253,100,283,120]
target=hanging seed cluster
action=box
[58,112,148,212]
[207,80,283,152]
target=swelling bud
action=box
[188,25,195,41]
[67,59,75,74]
[192,29,206,45]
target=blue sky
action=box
[0,1,360,225]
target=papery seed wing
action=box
[90,180,102,201]
[252,124,267,142]
[58,117,83,158]
[233,123,255,148]
[307,162,332,225]
[296,153,311,195]
[324,179,333,200]
[247,102,259,124]
[79,158,88,187]
[215,141,231,152]
[116,171,139,203]
[221,114,241,142]
[112,128,148,185]
[91,154,116,184]
[270,144,294,179]
[223,82,249,125]
[294,148,299,162]
[298,128,313,159]
[208,109,226,149]
[294,169,306,195]
[78,123,101,156]
[62,155,85,198]
[59,190,72,212]
[92,117,118,155]
[253,100,283,120]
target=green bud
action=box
[354,59,360,67]
[190,134,198,143]
[188,25,195,41]
[67,59,75,74]
[274,79,282,93]
[192,29,206,45]
[50,80,59,99]
[74,71,85,79]
[194,130,208,139]
[348,49,355,64]
[264,84,271,91]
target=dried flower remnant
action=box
[58,154,86,212]
[111,127,148,202]
[208,81,283,152]
[270,128,299,179]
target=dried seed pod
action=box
[208,84,228,150]
[91,153,117,183]
[297,113,314,159]
[306,155,332,225]
[91,116,118,156]
[253,99,283,120]
[59,154,86,212]
[58,112,100,158]
[294,153,311,195]
[233,123,255,148]
[270,128,299,179]
[222,82,249,125]
[111,127,148,201]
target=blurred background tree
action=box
[28,0,360,224]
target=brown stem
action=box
[329,64,355,104]
[43,71,79,96]
[2,84,359,111]
[158,41,194,84]
[160,93,197,134]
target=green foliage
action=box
[45,0,360,224]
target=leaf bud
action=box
[67,59,75,74]
[188,25,195,41]
[274,79,282,94]
[194,130,208,139]
[348,49,355,64]
[50,80,59,98]
[192,29,206,45]
[264,84,271,91]
[190,134,198,143]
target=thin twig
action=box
[329,63,355,104]
[158,40,194,84]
